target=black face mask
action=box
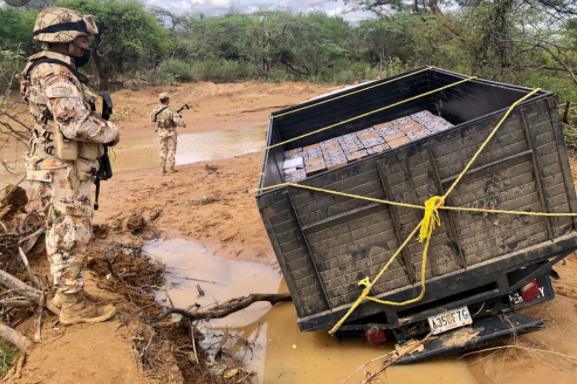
[71,44,91,68]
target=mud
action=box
[147,238,478,384]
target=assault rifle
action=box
[177,104,191,115]
[94,91,114,211]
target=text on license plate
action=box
[427,306,473,335]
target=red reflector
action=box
[365,329,387,345]
[521,279,539,302]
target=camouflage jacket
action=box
[150,106,185,136]
[20,51,118,172]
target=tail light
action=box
[365,328,386,345]
[521,279,539,302]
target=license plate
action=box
[427,306,473,335]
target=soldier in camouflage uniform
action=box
[20,7,118,325]
[150,93,186,174]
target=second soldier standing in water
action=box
[150,93,186,174]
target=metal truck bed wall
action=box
[256,68,577,332]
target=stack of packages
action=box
[321,138,348,170]
[283,148,306,182]
[411,110,453,132]
[338,133,368,162]
[356,128,389,155]
[282,110,454,181]
[303,143,327,175]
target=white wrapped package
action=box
[283,157,304,170]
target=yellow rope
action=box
[257,182,425,211]
[271,67,433,120]
[257,182,577,218]
[264,76,477,151]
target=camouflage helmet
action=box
[159,93,170,101]
[33,7,98,43]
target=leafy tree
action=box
[0,8,39,57]
[55,0,172,89]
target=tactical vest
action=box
[21,53,104,161]
[153,107,176,129]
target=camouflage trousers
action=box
[159,132,177,167]
[28,165,93,293]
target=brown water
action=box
[145,238,478,384]
[0,124,267,188]
[110,124,267,173]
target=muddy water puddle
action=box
[0,124,267,189]
[110,124,267,173]
[145,238,478,384]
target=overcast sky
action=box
[144,0,374,23]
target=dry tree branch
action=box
[0,269,59,316]
[147,293,291,324]
[361,331,435,384]
[501,38,577,87]
[461,344,577,364]
[340,349,396,384]
[18,247,40,288]
[0,300,34,308]
[33,291,45,343]
[0,321,31,352]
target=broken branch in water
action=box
[147,293,291,324]
[360,331,435,384]
[0,321,31,352]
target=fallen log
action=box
[0,269,59,315]
[0,268,41,301]
[148,293,291,324]
[0,300,34,308]
[0,322,31,352]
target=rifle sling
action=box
[25,58,90,86]
[154,106,169,120]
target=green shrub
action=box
[521,71,577,103]
[0,342,16,377]
[159,59,195,83]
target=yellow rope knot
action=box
[358,277,371,288]
[357,277,372,301]
[419,196,444,243]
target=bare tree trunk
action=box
[92,33,109,91]
[563,101,571,125]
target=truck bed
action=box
[256,68,577,334]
